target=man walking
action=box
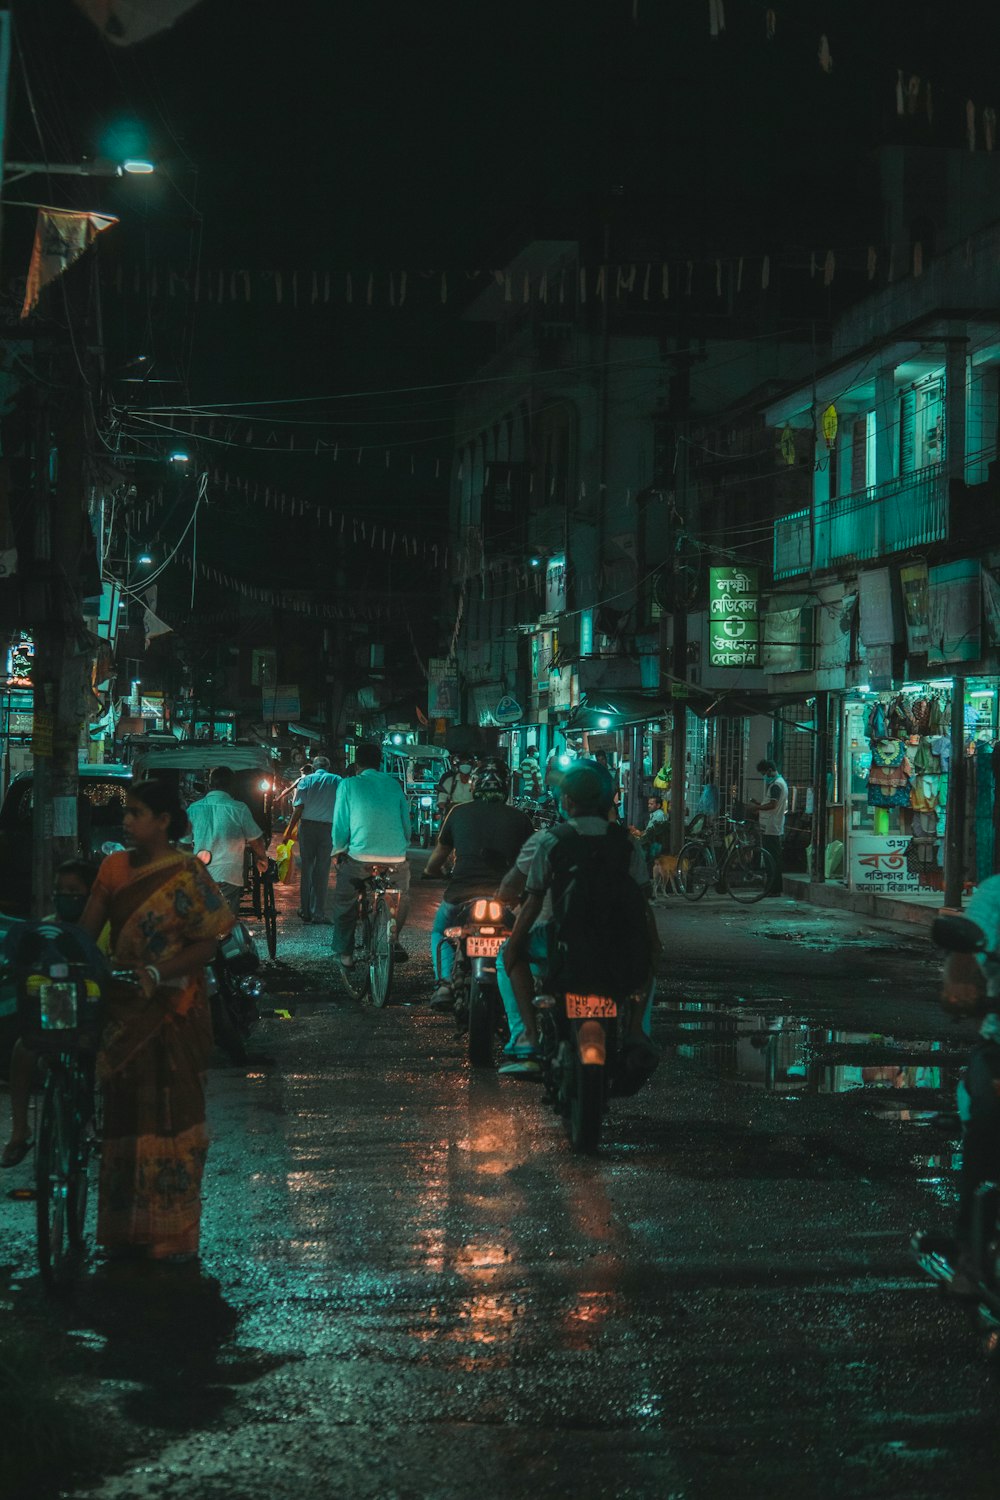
[749,757,788,895]
[286,754,341,923]
[330,742,412,966]
[186,766,268,913]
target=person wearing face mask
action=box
[436,755,476,818]
[2,860,110,1170]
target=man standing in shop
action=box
[749,757,788,895]
[285,754,341,923]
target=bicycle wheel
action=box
[262,872,278,959]
[341,907,372,1001]
[723,845,775,904]
[675,841,713,901]
[36,1069,86,1290]
[369,896,395,1008]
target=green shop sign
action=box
[709,566,760,668]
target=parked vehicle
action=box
[675,816,775,904]
[207,919,264,1064]
[442,897,514,1067]
[3,913,112,1290]
[536,985,655,1154]
[0,764,133,917]
[913,911,1000,1359]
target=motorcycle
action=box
[443,897,515,1067]
[536,985,657,1153]
[413,792,438,848]
[207,919,264,1064]
[912,911,1000,1359]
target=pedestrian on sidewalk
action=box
[330,742,412,966]
[749,758,788,895]
[286,755,341,923]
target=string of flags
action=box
[184,556,397,620]
[105,231,985,312]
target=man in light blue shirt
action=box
[286,754,340,923]
[330,742,412,965]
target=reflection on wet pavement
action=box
[4,875,999,1499]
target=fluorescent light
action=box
[121,159,155,175]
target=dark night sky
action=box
[8,0,1000,608]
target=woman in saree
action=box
[81,779,234,1262]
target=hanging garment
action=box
[910,698,931,735]
[869,781,913,809]
[866,701,889,742]
[912,739,938,774]
[928,698,944,734]
[888,698,916,738]
[871,739,906,769]
[930,734,951,770]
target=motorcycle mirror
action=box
[196,849,213,865]
[931,914,986,954]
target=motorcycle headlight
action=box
[420,796,433,807]
[240,976,264,1000]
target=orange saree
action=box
[94,850,233,1257]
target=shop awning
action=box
[563,691,666,732]
[687,689,815,723]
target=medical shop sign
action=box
[709,566,760,668]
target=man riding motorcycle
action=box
[422,759,533,1011]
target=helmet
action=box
[471,758,510,802]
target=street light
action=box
[4,157,155,184]
[168,451,190,465]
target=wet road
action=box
[4,873,1000,1498]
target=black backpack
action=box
[546,823,652,996]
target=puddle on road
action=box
[658,1000,963,1109]
[750,921,912,955]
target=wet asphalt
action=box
[4,865,1000,1499]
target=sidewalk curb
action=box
[782,873,941,929]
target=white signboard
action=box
[849,834,921,895]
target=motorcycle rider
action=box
[499,759,661,1078]
[422,759,533,1011]
[436,753,476,818]
[915,875,1000,1282]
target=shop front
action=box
[838,678,999,905]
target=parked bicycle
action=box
[675,817,775,904]
[339,865,401,1008]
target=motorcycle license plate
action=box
[565,993,617,1019]
[467,935,504,957]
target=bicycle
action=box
[675,817,775,905]
[247,855,278,960]
[30,969,138,1291]
[338,864,400,1008]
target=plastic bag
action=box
[275,837,297,883]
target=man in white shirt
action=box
[749,758,788,895]
[330,742,412,966]
[285,754,341,923]
[186,766,268,913]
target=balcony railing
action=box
[774,465,948,578]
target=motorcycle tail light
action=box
[486,900,503,922]
[472,899,488,920]
[444,926,463,939]
[479,926,496,936]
